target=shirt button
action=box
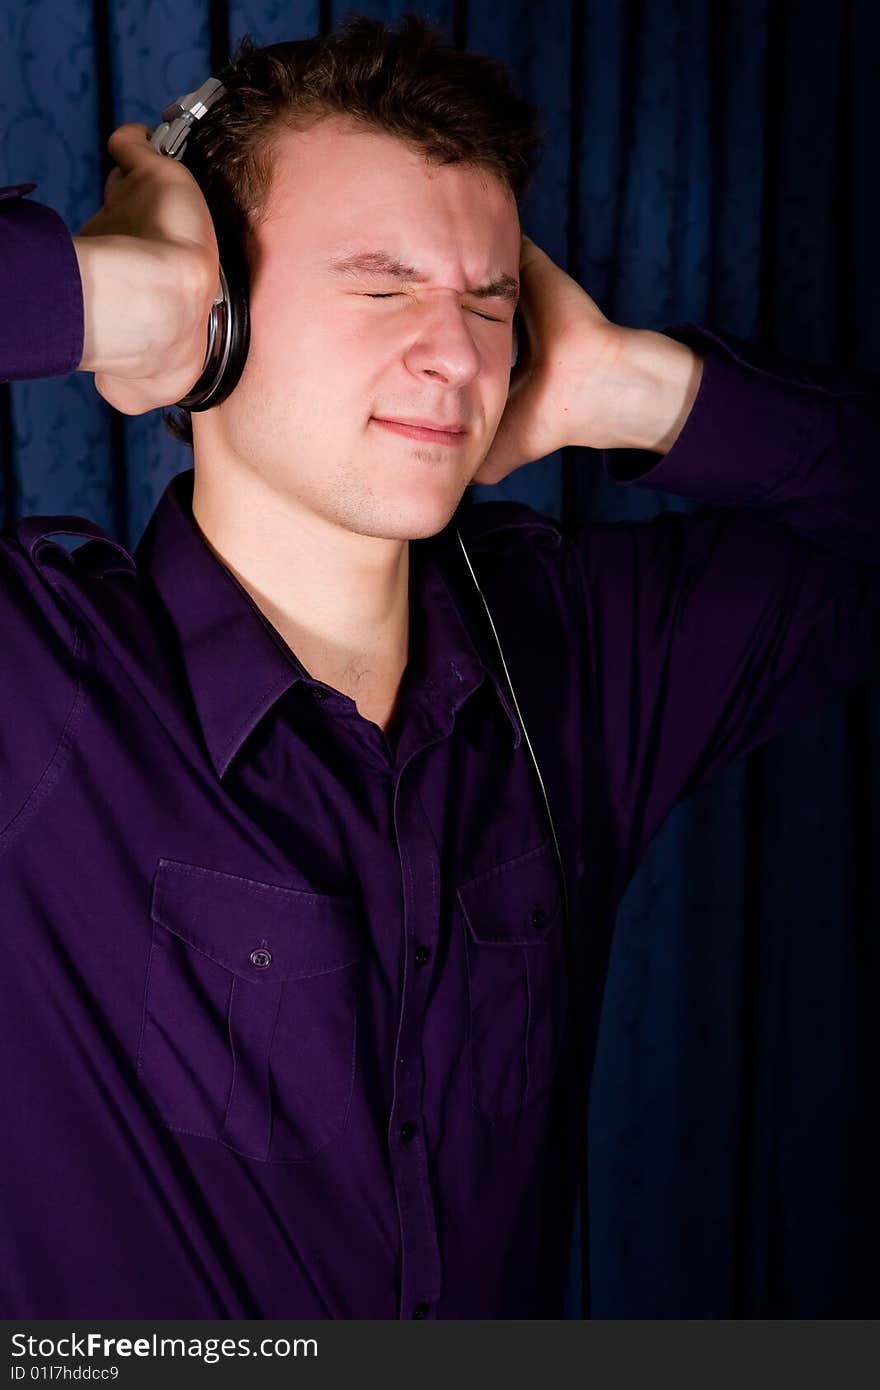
[399,1120,417,1144]
[250,948,273,969]
[531,907,548,931]
[312,688,329,703]
[414,945,431,966]
[412,1303,430,1319]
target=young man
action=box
[0,17,877,1318]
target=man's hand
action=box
[471,234,703,485]
[73,123,220,415]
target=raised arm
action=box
[576,328,880,863]
[0,124,218,414]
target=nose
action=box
[403,300,482,387]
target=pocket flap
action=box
[456,838,562,946]
[151,858,362,982]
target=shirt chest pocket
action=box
[137,858,362,1163]
[458,838,568,1121]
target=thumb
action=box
[106,123,155,171]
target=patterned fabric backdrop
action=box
[1,0,878,1316]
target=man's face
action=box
[196,115,522,540]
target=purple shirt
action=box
[0,184,878,1318]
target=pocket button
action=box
[531,907,548,931]
[249,947,273,969]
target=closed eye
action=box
[362,293,503,323]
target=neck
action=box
[190,463,411,732]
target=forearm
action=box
[599,325,880,566]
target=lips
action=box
[371,417,468,446]
[377,417,466,432]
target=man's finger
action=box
[106,123,154,171]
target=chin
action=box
[350,489,465,542]
[403,487,468,540]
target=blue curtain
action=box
[1,0,877,1317]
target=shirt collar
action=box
[134,470,555,777]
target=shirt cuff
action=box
[0,183,85,381]
[600,323,831,507]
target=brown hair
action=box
[162,10,545,447]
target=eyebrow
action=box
[325,250,520,305]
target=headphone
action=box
[149,78,246,411]
[148,72,568,989]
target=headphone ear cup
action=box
[223,263,250,397]
[178,273,250,410]
[168,134,251,413]
[177,223,250,411]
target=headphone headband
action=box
[149,77,227,160]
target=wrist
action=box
[72,234,186,377]
[595,326,703,454]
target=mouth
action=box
[370,418,468,447]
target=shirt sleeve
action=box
[0,183,85,381]
[574,324,880,859]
